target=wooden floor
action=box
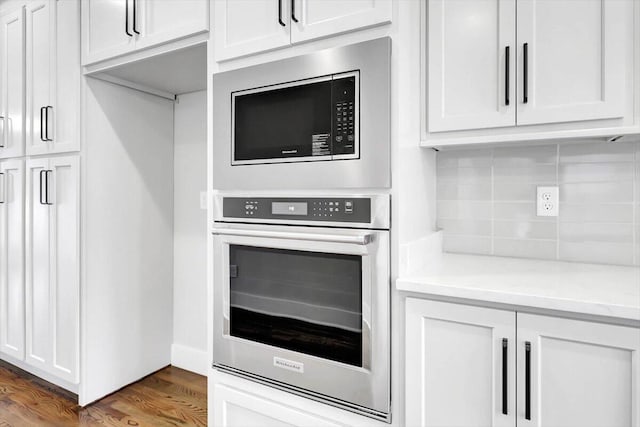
[0,361,207,426]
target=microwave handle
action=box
[212,227,373,246]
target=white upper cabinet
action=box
[82,0,135,65]
[25,155,79,384]
[0,7,25,159]
[25,0,80,156]
[427,0,516,132]
[214,0,392,61]
[0,159,25,361]
[82,0,209,65]
[290,0,392,43]
[406,299,517,427]
[518,313,639,427]
[424,0,637,144]
[516,0,627,125]
[214,0,290,62]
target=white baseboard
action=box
[171,343,208,376]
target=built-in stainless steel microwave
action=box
[232,72,359,165]
[212,38,391,190]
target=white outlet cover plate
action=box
[537,186,559,217]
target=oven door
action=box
[212,223,390,419]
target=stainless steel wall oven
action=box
[212,193,391,422]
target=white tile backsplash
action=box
[436,140,640,266]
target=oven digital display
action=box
[272,202,308,216]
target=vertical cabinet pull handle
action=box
[40,107,45,141]
[502,338,508,415]
[0,172,5,204]
[278,0,286,26]
[45,106,53,142]
[505,46,510,106]
[0,115,5,148]
[39,170,46,205]
[125,0,133,36]
[525,341,532,420]
[523,43,529,104]
[132,0,140,35]
[291,0,299,23]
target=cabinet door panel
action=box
[516,0,630,125]
[0,160,24,360]
[214,383,343,427]
[518,313,639,427]
[0,8,25,159]
[82,0,135,65]
[136,0,208,50]
[49,156,79,383]
[25,158,50,368]
[405,299,516,427]
[291,0,391,43]
[51,0,81,154]
[427,0,516,132]
[25,1,51,156]
[214,0,290,61]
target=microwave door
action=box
[232,76,333,165]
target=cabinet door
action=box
[135,0,208,50]
[25,158,50,371]
[214,0,290,61]
[516,0,630,125]
[0,7,25,159]
[213,383,343,427]
[405,299,516,427]
[427,0,516,133]
[518,313,640,427]
[0,159,24,361]
[81,0,136,65]
[25,0,51,156]
[47,155,79,383]
[290,0,391,44]
[50,0,81,154]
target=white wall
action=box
[171,90,208,375]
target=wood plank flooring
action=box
[0,361,207,426]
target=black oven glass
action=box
[233,75,356,162]
[229,245,363,367]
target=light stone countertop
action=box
[397,253,640,321]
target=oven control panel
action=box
[223,197,371,223]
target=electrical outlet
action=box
[536,186,559,217]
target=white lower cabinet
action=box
[0,159,25,361]
[406,298,640,427]
[24,155,79,384]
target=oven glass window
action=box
[229,245,363,367]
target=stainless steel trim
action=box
[211,227,373,245]
[212,37,391,190]
[213,364,392,423]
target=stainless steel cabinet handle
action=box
[0,116,4,147]
[40,107,46,141]
[502,338,508,415]
[39,170,52,206]
[291,0,299,23]
[212,227,373,245]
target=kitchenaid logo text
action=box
[274,357,304,373]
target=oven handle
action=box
[212,227,373,245]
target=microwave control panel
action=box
[332,75,357,156]
[223,197,371,223]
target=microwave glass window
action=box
[228,245,363,367]
[233,81,333,161]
